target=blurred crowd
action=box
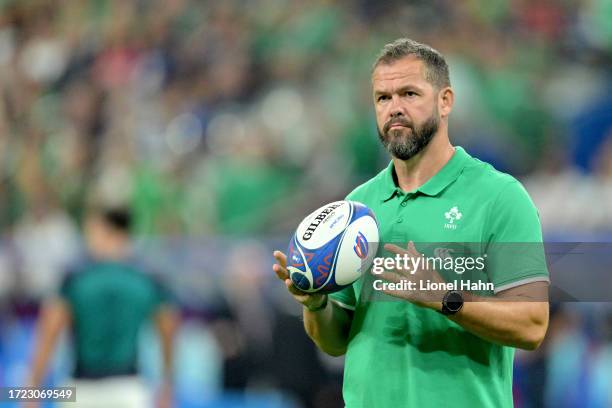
[0,0,611,407]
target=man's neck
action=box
[90,238,131,262]
[392,134,455,192]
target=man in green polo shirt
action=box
[273,38,549,407]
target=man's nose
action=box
[389,95,404,117]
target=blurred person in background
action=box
[26,206,179,408]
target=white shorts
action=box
[60,376,152,408]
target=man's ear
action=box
[439,87,454,118]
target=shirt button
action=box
[400,201,407,207]
[396,217,403,223]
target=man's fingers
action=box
[273,250,289,280]
[286,279,316,302]
[285,279,307,297]
[384,242,420,255]
[273,250,287,268]
[384,242,426,272]
[378,270,404,284]
[406,241,420,257]
[377,270,414,301]
[274,252,321,305]
[384,243,409,255]
[273,263,289,280]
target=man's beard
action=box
[378,111,439,161]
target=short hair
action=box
[372,38,451,89]
[89,206,132,233]
[103,207,132,233]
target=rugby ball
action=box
[286,201,379,293]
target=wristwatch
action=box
[439,290,464,315]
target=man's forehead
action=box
[371,56,427,84]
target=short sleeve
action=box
[329,285,357,311]
[150,274,177,308]
[58,273,73,300]
[485,180,550,293]
[57,261,84,302]
[131,258,177,308]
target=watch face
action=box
[446,291,463,311]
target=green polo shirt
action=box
[330,146,548,408]
[60,257,172,378]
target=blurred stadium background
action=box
[0,0,611,407]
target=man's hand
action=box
[273,250,352,356]
[273,251,327,311]
[375,242,549,349]
[375,241,446,311]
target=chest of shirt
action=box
[345,193,492,298]
[364,193,489,245]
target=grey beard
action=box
[378,115,439,160]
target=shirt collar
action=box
[381,146,469,202]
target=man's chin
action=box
[390,149,418,161]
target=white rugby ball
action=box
[286,200,379,293]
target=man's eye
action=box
[378,95,390,102]
[404,91,417,97]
